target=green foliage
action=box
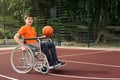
[0,28,14,38]
[7,0,31,19]
[0,0,120,43]
[0,0,119,25]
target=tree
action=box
[1,0,120,44]
[92,0,119,44]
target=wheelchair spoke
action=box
[33,53,49,74]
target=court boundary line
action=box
[49,59,120,80]
[0,50,107,56]
[0,46,120,51]
[50,50,120,80]
[0,51,11,55]
[58,50,111,58]
[0,50,18,80]
[59,50,120,68]
[57,46,120,51]
[61,60,120,68]
[49,73,120,80]
[0,47,120,80]
[0,47,15,50]
[0,74,18,80]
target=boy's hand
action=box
[38,35,46,39]
[42,35,46,38]
[21,45,27,51]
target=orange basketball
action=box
[42,26,53,37]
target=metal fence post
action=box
[57,0,61,46]
[87,0,91,47]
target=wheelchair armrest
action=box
[24,37,52,42]
[24,37,37,40]
[46,38,52,42]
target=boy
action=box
[14,14,64,68]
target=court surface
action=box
[0,47,120,80]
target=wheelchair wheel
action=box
[33,53,49,74]
[11,45,34,74]
[39,64,49,74]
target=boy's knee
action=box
[41,42,55,48]
[49,42,55,46]
[41,42,48,47]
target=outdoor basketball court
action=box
[0,47,120,80]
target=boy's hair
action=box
[24,14,33,20]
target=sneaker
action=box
[49,66,54,69]
[53,61,61,68]
[57,61,66,67]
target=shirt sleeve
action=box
[18,26,26,35]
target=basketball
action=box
[42,26,54,37]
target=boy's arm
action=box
[38,35,46,38]
[14,33,26,50]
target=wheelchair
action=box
[11,37,52,74]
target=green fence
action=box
[0,0,120,48]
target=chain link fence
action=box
[0,0,120,48]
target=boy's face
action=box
[25,17,33,26]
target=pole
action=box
[18,0,21,26]
[87,0,91,47]
[58,0,61,46]
[3,0,5,32]
[34,0,39,36]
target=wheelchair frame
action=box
[11,37,51,74]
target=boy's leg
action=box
[47,42,66,68]
[41,42,52,66]
[41,42,65,68]
[26,44,37,56]
[47,42,58,62]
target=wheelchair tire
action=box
[11,45,34,74]
[39,65,49,74]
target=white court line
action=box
[0,47,15,50]
[57,46,120,51]
[59,50,111,58]
[0,47,119,80]
[0,51,11,55]
[0,51,18,80]
[59,50,120,68]
[49,59,120,80]
[0,75,18,80]
[61,60,120,68]
[0,51,17,80]
[50,50,120,79]
[49,73,120,80]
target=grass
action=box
[0,15,19,22]
[0,39,4,44]
[0,39,15,45]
